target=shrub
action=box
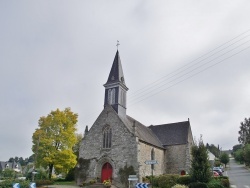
[189,182,208,188]
[142,176,150,183]
[35,179,54,186]
[172,184,188,188]
[220,178,230,188]
[207,179,224,188]
[177,175,191,185]
[0,179,30,188]
[89,178,96,184]
[145,175,159,187]
[158,174,179,188]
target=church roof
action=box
[118,115,164,149]
[148,121,191,146]
[104,50,127,88]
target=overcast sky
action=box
[1,1,250,161]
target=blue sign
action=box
[30,182,36,188]
[136,183,150,188]
[12,183,20,188]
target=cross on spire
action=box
[116,40,120,50]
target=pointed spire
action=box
[103,50,128,116]
[104,50,127,88]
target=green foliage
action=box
[171,184,188,188]
[207,179,223,188]
[214,160,221,167]
[206,144,220,158]
[220,178,230,188]
[0,168,15,178]
[232,144,242,152]
[177,175,191,185]
[244,144,250,166]
[65,167,75,181]
[35,179,54,186]
[118,164,136,187]
[158,174,179,188]
[189,182,208,188]
[234,148,244,163]
[219,153,229,167]
[32,107,78,179]
[0,179,30,188]
[89,178,97,184]
[238,117,250,144]
[190,136,211,183]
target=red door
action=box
[101,162,112,183]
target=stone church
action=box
[78,50,194,187]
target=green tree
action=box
[190,135,211,183]
[220,152,229,167]
[206,144,220,158]
[32,107,78,179]
[244,144,250,166]
[234,148,244,163]
[232,144,242,153]
[238,117,250,144]
[1,168,15,178]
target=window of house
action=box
[103,125,112,148]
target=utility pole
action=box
[32,135,40,182]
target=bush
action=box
[89,178,96,184]
[158,174,179,188]
[220,178,230,188]
[177,175,191,185]
[189,182,208,188]
[207,179,223,188]
[145,175,159,187]
[35,179,54,186]
[0,179,30,188]
[172,184,188,188]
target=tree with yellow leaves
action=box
[32,108,78,179]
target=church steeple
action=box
[104,50,128,116]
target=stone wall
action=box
[137,141,165,181]
[164,144,187,174]
[78,106,138,186]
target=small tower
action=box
[103,50,128,116]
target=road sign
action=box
[128,175,138,181]
[12,183,20,188]
[144,160,158,165]
[30,182,36,188]
[136,183,150,188]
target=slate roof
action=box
[118,114,164,149]
[0,161,22,172]
[148,121,191,146]
[104,50,127,89]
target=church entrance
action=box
[101,162,112,183]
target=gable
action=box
[148,121,191,146]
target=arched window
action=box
[103,126,112,148]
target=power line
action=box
[129,30,250,99]
[128,39,250,104]
[129,45,250,106]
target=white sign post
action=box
[144,160,158,188]
[128,175,138,188]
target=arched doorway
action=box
[101,162,113,183]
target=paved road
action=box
[226,158,250,188]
